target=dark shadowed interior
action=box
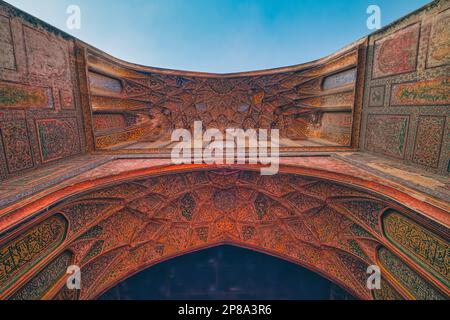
[100,245,355,300]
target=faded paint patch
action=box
[367,162,445,189]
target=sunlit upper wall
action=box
[0,1,85,181]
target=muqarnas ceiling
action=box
[86,41,364,152]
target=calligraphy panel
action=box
[0,214,68,293]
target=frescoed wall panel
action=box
[10,251,72,300]
[382,210,449,287]
[0,82,53,109]
[365,115,409,159]
[0,120,34,173]
[36,118,81,163]
[378,247,446,300]
[426,8,450,68]
[361,0,450,176]
[372,23,420,79]
[412,115,446,168]
[390,77,449,106]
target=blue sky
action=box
[5,0,430,73]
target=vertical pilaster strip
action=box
[74,40,95,153]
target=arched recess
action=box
[0,167,448,300]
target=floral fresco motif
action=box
[365,115,409,159]
[36,118,81,163]
[372,24,420,78]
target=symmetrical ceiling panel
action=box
[84,41,365,152]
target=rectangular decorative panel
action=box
[390,77,450,106]
[372,23,420,79]
[0,121,34,173]
[59,89,74,110]
[365,115,409,159]
[307,113,352,146]
[299,91,355,108]
[383,211,449,285]
[368,86,385,107]
[427,9,450,68]
[0,15,15,70]
[88,71,123,94]
[36,118,81,163]
[10,251,72,300]
[93,114,127,132]
[23,26,71,80]
[322,68,357,90]
[0,82,53,109]
[0,215,68,293]
[412,116,446,168]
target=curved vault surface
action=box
[1,168,448,300]
[0,0,448,301]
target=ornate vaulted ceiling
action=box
[85,44,364,151]
[0,0,448,301]
[0,167,448,300]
